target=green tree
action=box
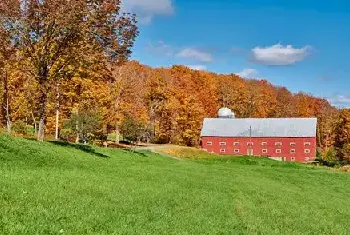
[64,106,102,144]
[120,115,145,145]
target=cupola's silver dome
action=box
[218,107,235,118]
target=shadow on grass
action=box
[124,149,150,158]
[49,141,109,158]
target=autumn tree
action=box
[145,71,170,141]
[166,66,208,145]
[247,80,277,118]
[295,93,324,117]
[0,0,138,140]
[334,109,350,162]
[274,87,296,117]
[316,102,339,149]
[216,74,249,118]
[175,95,204,146]
[0,22,17,133]
[105,61,149,143]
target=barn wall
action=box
[201,137,317,163]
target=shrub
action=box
[12,120,30,135]
[316,149,323,160]
[340,144,350,163]
[339,165,350,172]
[323,148,337,162]
[59,128,75,142]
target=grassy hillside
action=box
[0,135,350,235]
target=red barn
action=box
[201,108,317,163]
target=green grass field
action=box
[1,135,350,235]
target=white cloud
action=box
[121,0,174,24]
[146,43,213,64]
[236,69,259,79]
[187,65,207,71]
[252,44,311,65]
[146,41,173,56]
[176,48,213,63]
[327,94,350,107]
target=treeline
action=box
[1,1,349,164]
[1,59,350,163]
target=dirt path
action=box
[135,145,183,160]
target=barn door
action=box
[247,149,253,156]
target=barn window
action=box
[290,149,296,154]
[219,142,226,146]
[220,149,226,153]
[206,141,212,145]
[276,149,282,154]
[304,149,311,154]
[234,142,240,146]
[275,142,282,146]
[262,149,268,154]
[261,142,267,146]
[291,157,296,161]
[234,149,240,153]
[247,142,254,146]
[290,142,296,146]
[304,142,311,146]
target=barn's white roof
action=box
[201,118,317,137]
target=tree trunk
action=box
[37,90,48,141]
[55,83,60,140]
[2,71,11,133]
[55,109,59,140]
[75,121,79,143]
[115,124,120,144]
[31,111,37,135]
[5,93,11,133]
[37,65,50,141]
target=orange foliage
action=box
[0,60,342,148]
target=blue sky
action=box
[122,0,350,107]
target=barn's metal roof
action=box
[201,118,317,137]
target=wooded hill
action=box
[1,60,350,163]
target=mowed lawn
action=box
[0,135,350,235]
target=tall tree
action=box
[316,102,338,149]
[1,69,11,133]
[274,87,296,117]
[145,71,169,140]
[0,24,16,133]
[0,0,138,140]
[334,109,350,162]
